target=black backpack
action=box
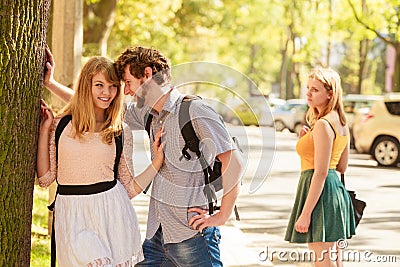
[144,96,240,220]
[47,115,123,267]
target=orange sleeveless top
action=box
[296,118,348,171]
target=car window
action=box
[280,103,296,111]
[385,101,400,116]
[343,101,355,113]
[298,104,308,112]
[343,100,376,114]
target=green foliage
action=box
[85,0,397,96]
[30,236,50,267]
[30,186,50,267]
[346,0,400,91]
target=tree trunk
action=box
[248,44,259,96]
[394,45,400,92]
[358,38,370,94]
[279,29,290,99]
[0,1,51,266]
[357,0,368,94]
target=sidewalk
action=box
[131,130,399,267]
[131,193,275,267]
[219,226,273,267]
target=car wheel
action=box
[274,120,285,131]
[371,136,400,167]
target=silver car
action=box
[272,99,308,135]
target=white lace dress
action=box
[38,119,143,267]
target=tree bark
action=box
[358,38,370,94]
[347,0,400,92]
[394,44,400,92]
[357,0,369,94]
[279,29,290,99]
[0,0,51,266]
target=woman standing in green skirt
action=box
[284,68,356,267]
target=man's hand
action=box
[152,127,166,170]
[188,207,225,232]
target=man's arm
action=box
[43,47,74,102]
[216,149,244,220]
[188,149,244,231]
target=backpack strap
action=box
[49,115,72,267]
[144,112,153,137]
[178,96,219,215]
[179,96,240,220]
[114,131,123,180]
[179,96,202,160]
[47,115,72,211]
[55,115,72,163]
[142,112,154,194]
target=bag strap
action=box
[179,96,202,160]
[144,112,153,137]
[114,131,123,180]
[340,173,346,187]
[178,96,219,215]
[55,115,72,163]
[321,118,336,139]
[142,112,154,194]
[49,115,72,267]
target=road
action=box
[129,125,400,267]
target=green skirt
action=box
[285,169,356,243]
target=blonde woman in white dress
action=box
[37,56,164,266]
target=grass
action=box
[30,185,51,266]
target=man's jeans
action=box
[135,226,222,267]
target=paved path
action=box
[131,128,400,266]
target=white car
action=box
[272,99,308,135]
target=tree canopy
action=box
[83,0,400,96]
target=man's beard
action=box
[136,95,145,108]
[135,81,150,108]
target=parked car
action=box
[272,99,308,135]
[343,94,382,147]
[352,94,400,166]
[224,96,283,126]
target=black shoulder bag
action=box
[341,173,366,227]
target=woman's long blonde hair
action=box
[59,56,123,144]
[306,67,347,128]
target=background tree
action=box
[0,0,51,266]
[109,0,182,60]
[347,0,400,92]
[88,0,392,98]
[83,0,117,56]
[216,1,282,96]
